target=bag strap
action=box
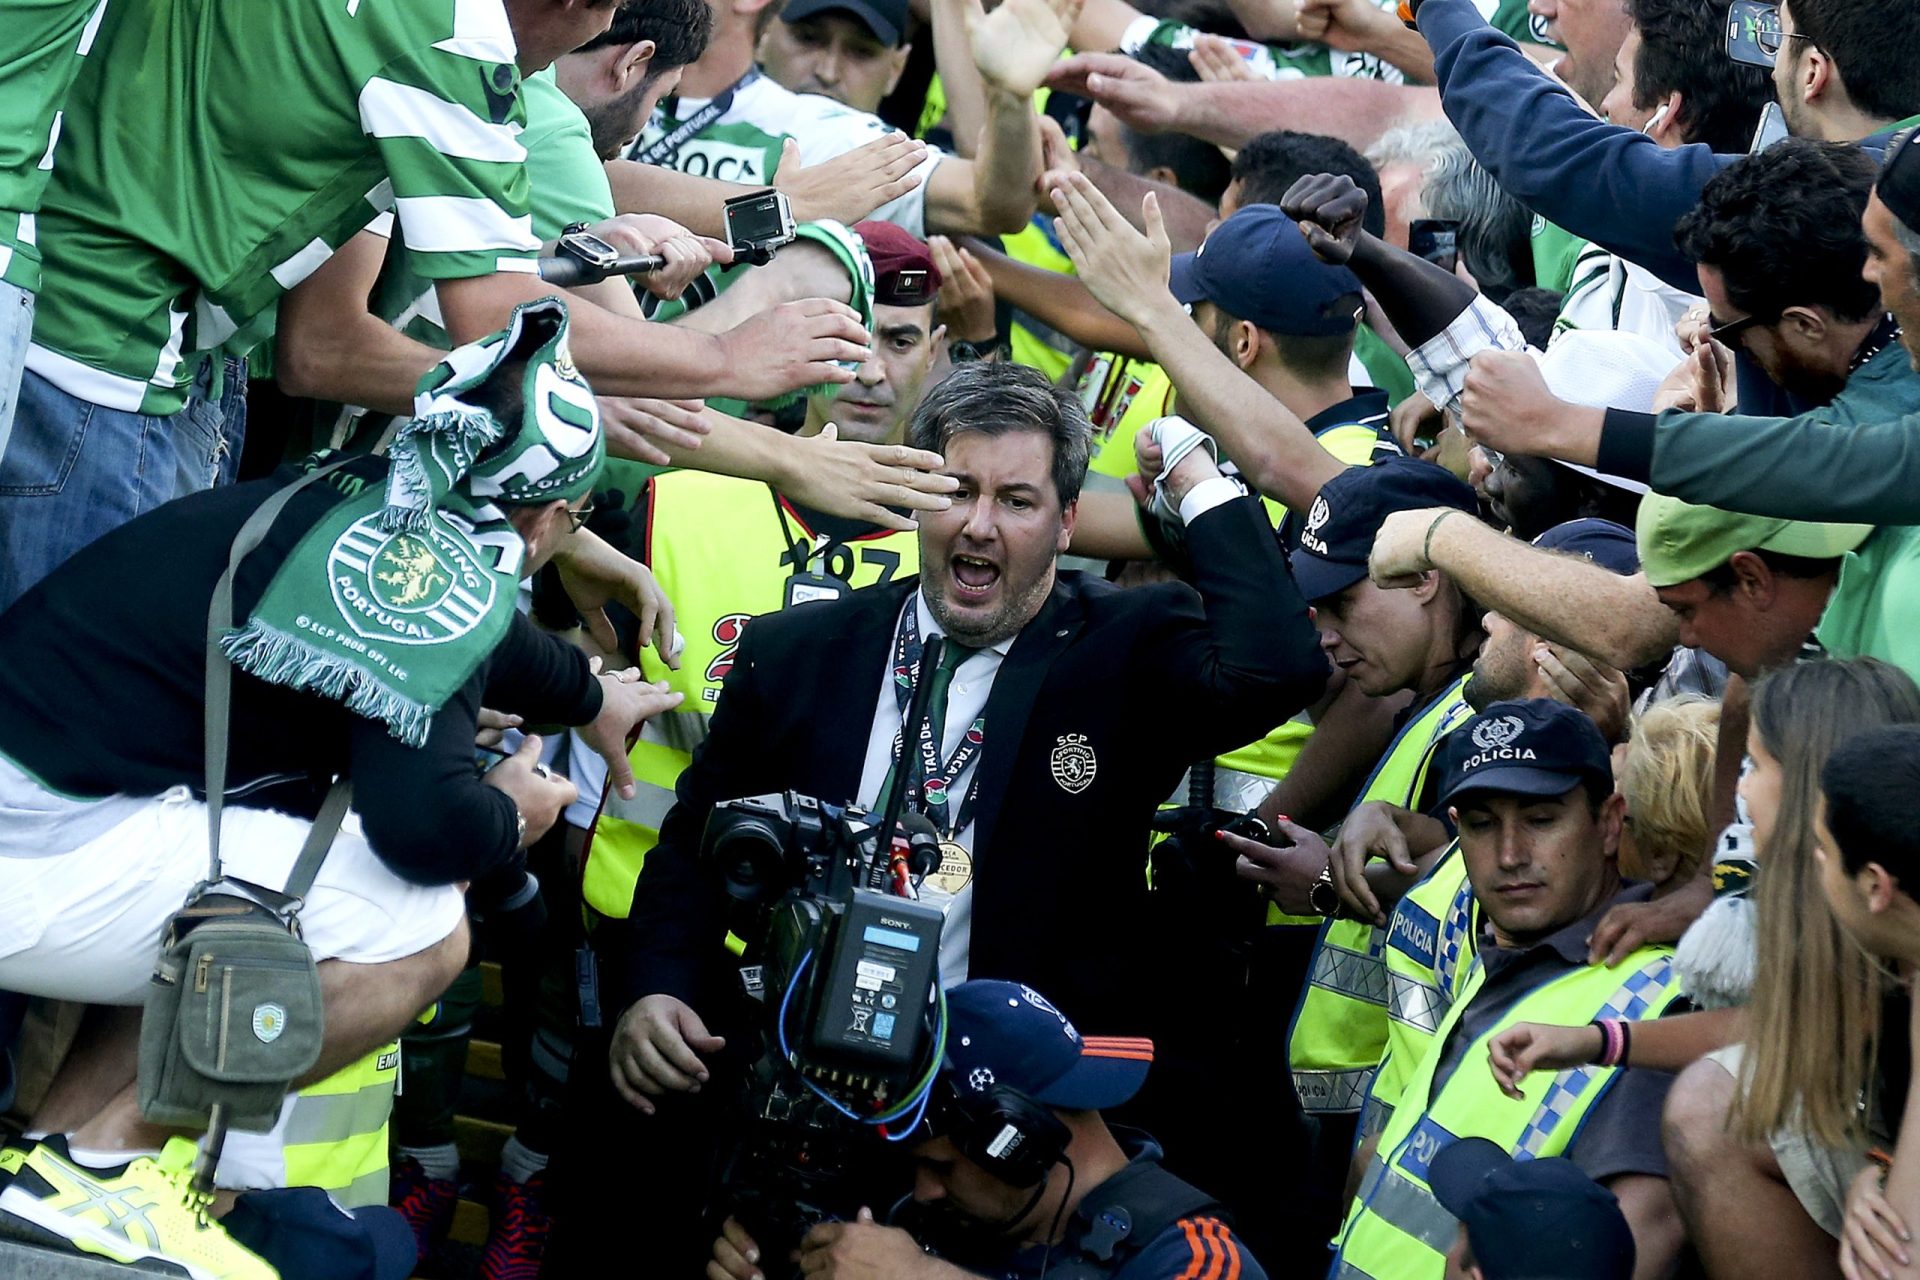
[205,459,359,891]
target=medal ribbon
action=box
[889,603,986,836]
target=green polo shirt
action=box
[1818,524,1920,680]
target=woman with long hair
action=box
[1486,659,1920,1276]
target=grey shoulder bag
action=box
[138,461,355,1138]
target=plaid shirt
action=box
[1406,294,1531,418]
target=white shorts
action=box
[0,786,465,1006]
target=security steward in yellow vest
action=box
[1258,459,1482,1114]
[1329,700,1685,1280]
[1361,519,1647,1146]
[582,224,944,924]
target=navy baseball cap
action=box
[1430,1138,1637,1280]
[1436,699,1613,808]
[1289,455,1479,603]
[943,981,1151,1110]
[222,1188,416,1280]
[1533,518,1640,576]
[1169,205,1364,338]
[780,0,909,46]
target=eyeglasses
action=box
[1707,310,1778,346]
[566,503,595,533]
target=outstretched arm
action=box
[1046,52,1440,151]
[1051,171,1347,509]
[1370,506,1678,670]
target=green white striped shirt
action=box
[26,0,537,415]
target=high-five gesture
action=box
[1280,172,1370,265]
[966,0,1084,96]
[1049,170,1172,330]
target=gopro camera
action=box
[556,228,621,272]
[1726,0,1787,67]
[725,189,797,266]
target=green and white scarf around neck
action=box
[223,298,605,747]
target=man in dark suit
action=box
[554,364,1326,1268]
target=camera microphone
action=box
[896,813,943,881]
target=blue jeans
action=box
[0,353,248,613]
[0,281,32,475]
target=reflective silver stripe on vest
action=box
[601,777,678,829]
[1365,1166,1461,1254]
[1310,938,1390,1007]
[337,1166,389,1210]
[1389,969,1445,1034]
[1293,1064,1375,1114]
[1330,1261,1384,1280]
[282,1080,396,1146]
[641,709,710,756]
[1212,765,1276,814]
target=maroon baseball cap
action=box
[855,221,941,306]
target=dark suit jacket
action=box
[618,494,1328,1036]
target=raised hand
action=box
[929,236,997,344]
[1280,172,1369,265]
[773,132,930,225]
[1050,170,1171,329]
[966,0,1084,96]
[597,396,709,468]
[717,299,871,402]
[782,424,958,531]
[1045,52,1184,135]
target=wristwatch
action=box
[947,338,1005,364]
[1308,867,1341,917]
[513,807,529,848]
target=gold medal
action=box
[922,838,975,897]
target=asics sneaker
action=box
[0,1135,278,1280]
[478,1169,552,1280]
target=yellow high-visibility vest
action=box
[1329,948,1683,1279]
[1286,677,1473,1115]
[582,470,919,919]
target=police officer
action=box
[1216,457,1482,1237]
[706,980,1269,1280]
[1329,701,1684,1280]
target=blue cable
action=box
[777,950,945,1130]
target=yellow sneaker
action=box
[0,1136,279,1279]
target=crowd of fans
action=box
[5,0,1920,1277]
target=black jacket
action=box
[618,494,1328,1036]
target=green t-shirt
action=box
[0,0,107,294]
[27,0,537,415]
[1818,523,1920,681]
[1529,215,1589,293]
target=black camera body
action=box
[700,792,946,1268]
[723,189,797,267]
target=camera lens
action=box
[708,814,788,903]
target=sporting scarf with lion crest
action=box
[223,298,605,747]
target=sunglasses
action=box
[1707,311,1777,346]
[566,503,595,533]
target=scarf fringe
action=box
[383,408,502,532]
[222,620,434,748]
